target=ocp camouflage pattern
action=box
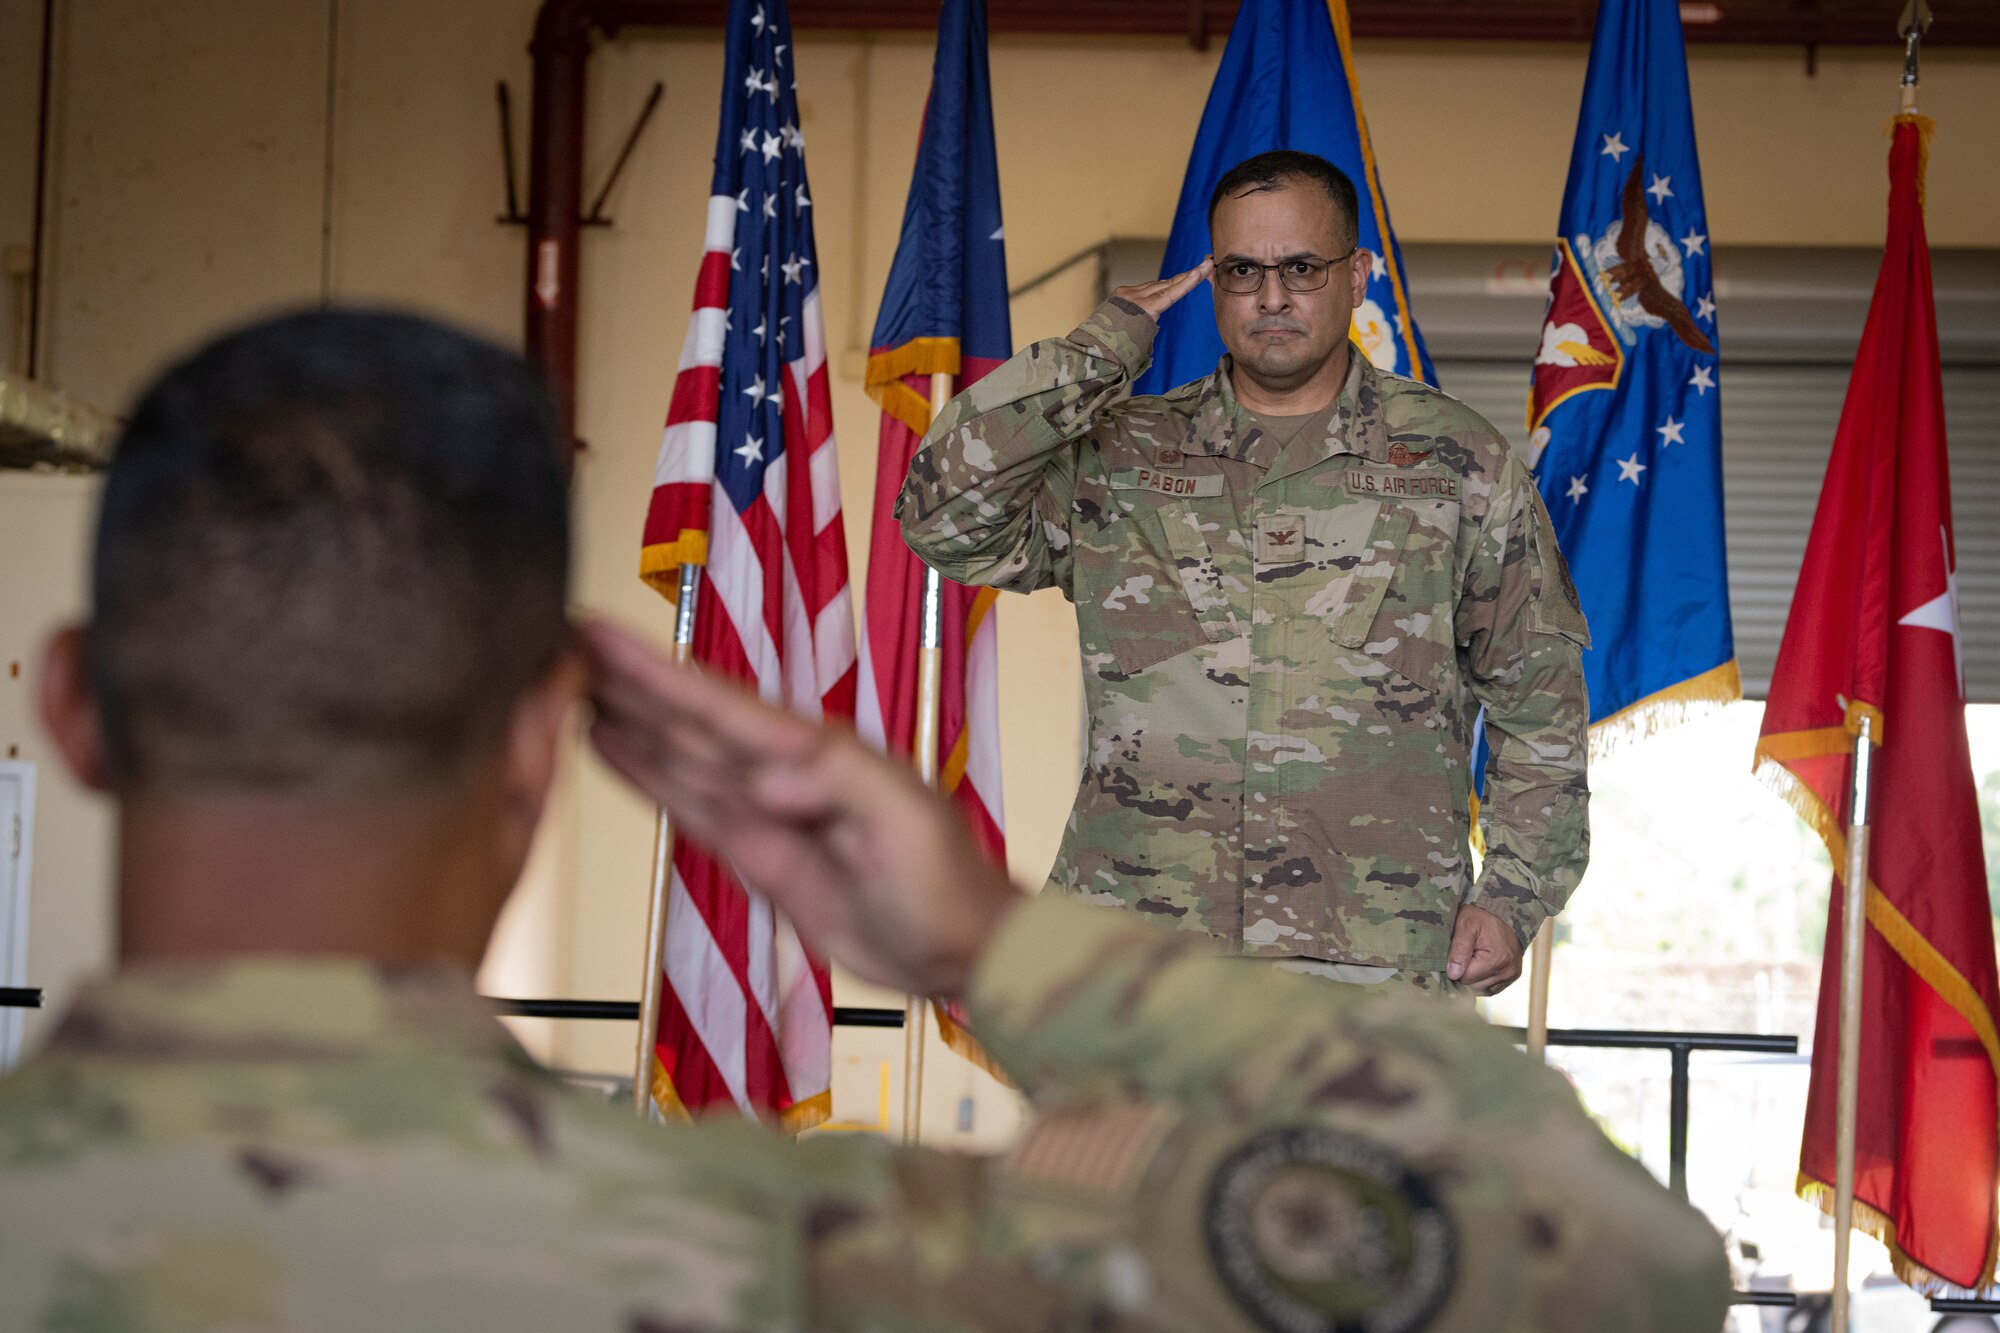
[0,894,1729,1330]
[958,899,1727,1331]
[898,298,1592,968]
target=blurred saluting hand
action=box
[582,618,1022,998]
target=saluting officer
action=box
[900,150,1592,997]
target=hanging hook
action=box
[1899,0,1933,90]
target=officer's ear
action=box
[1348,248,1373,308]
[39,625,114,793]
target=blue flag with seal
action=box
[1135,0,1432,396]
[1524,0,1738,748]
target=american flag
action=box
[639,0,854,1130]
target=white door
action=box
[0,762,35,1071]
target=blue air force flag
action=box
[1135,0,1432,396]
[1529,0,1738,744]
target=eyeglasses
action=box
[1211,246,1359,295]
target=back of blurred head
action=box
[40,309,577,968]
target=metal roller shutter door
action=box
[1432,359,2000,701]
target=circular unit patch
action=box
[1202,1125,1455,1333]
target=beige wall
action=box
[3,0,1996,1130]
[0,474,109,1056]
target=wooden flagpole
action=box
[632,564,704,1116]
[902,370,954,1146]
[1525,923,1554,1061]
[1829,712,1876,1333]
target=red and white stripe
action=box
[643,190,855,1127]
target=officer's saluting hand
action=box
[1111,255,1215,321]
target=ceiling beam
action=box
[591,1,2000,49]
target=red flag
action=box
[1753,116,2000,1294]
[636,0,854,1131]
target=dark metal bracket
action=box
[584,80,663,226]
[497,81,526,224]
[497,77,663,229]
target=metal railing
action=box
[492,996,907,1029]
[0,990,909,1027]
[5,984,1997,1315]
[1508,1027,1799,1199]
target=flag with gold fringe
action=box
[637,0,854,1131]
[858,0,1011,1081]
[1526,0,1738,755]
[1755,114,1999,1296]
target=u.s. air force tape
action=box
[1203,1126,1455,1333]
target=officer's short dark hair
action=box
[1208,151,1361,252]
[91,308,571,792]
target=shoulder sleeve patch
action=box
[1203,1125,1456,1333]
[1003,1101,1182,1205]
[1528,493,1591,647]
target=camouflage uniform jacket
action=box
[0,888,1720,1320]
[0,896,1725,1332]
[898,299,1592,968]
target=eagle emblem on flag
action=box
[1530,156,1713,444]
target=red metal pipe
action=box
[526,0,595,459]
